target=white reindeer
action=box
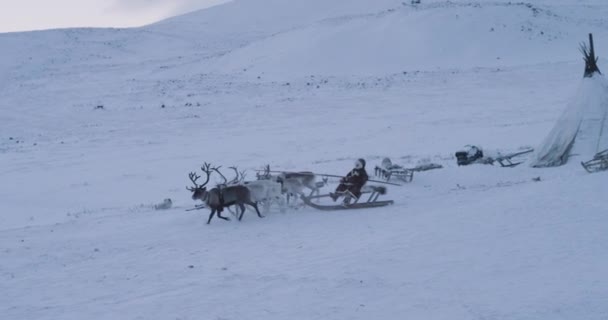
[258,165,327,208]
[219,167,286,214]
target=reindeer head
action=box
[187,163,215,201]
[256,165,271,180]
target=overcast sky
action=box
[0,0,229,33]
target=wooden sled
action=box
[300,186,394,211]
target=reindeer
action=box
[280,172,329,206]
[256,165,274,181]
[258,165,327,207]
[223,166,286,214]
[187,163,263,224]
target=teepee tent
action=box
[531,34,608,168]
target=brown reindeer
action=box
[187,163,263,224]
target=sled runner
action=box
[301,185,394,211]
[581,149,608,173]
[186,204,206,211]
[494,149,534,167]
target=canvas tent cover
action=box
[531,73,608,167]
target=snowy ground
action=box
[1,1,608,319]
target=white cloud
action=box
[0,0,227,33]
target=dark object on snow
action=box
[94,105,104,110]
[411,163,443,172]
[582,33,601,78]
[331,159,369,203]
[455,145,486,166]
[581,149,608,173]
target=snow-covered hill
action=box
[4,1,608,80]
[1,1,607,319]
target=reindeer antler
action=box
[187,172,201,191]
[212,167,228,185]
[228,166,247,184]
[227,166,241,184]
[198,162,216,187]
[187,162,220,191]
[256,164,272,180]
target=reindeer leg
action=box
[207,209,216,224]
[289,193,298,207]
[216,207,231,221]
[263,200,271,213]
[238,204,247,221]
[279,196,287,213]
[248,201,264,218]
[230,205,242,219]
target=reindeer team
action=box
[187,164,326,224]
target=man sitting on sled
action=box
[330,158,369,205]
